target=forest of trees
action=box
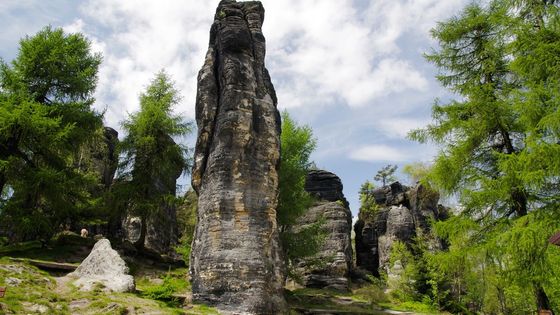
[1,0,560,314]
[365,0,560,313]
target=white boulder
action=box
[68,239,135,292]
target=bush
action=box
[143,275,177,301]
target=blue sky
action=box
[1,0,469,216]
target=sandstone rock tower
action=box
[355,182,448,276]
[291,170,353,291]
[190,1,287,313]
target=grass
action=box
[0,239,439,314]
[0,233,95,264]
[0,241,218,315]
[286,287,391,314]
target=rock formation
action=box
[291,170,353,291]
[355,182,448,276]
[68,239,135,292]
[97,127,119,188]
[73,126,118,236]
[76,126,118,190]
[190,1,286,313]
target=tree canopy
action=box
[277,111,327,278]
[409,0,560,312]
[116,71,192,247]
[0,26,103,242]
[374,164,398,187]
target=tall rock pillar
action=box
[190,1,287,313]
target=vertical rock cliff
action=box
[291,170,353,291]
[190,1,287,313]
[354,182,448,276]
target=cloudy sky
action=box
[1,0,469,215]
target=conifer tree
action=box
[411,1,560,312]
[374,164,398,187]
[277,111,326,277]
[117,71,192,249]
[0,26,102,242]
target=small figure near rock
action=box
[80,228,88,238]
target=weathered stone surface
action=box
[355,182,446,275]
[68,239,135,292]
[99,127,119,188]
[291,170,353,291]
[305,169,347,205]
[77,126,118,188]
[190,1,286,313]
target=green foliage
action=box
[374,164,398,187]
[409,0,560,312]
[277,111,316,226]
[402,162,433,187]
[354,275,389,306]
[0,26,102,242]
[358,180,379,221]
[281,217,328,281]
[1,26,102,104]
[116,71,193,247]
[142,274,184,302]
[277,111,327,279]
[176,189,197,265]
[0,258,193,314]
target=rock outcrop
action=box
[77,126,119,189]
[68,239,135,292]
[292,170,353,291]
[97,127,119,188]
[72,126,118,236]
[355,182,448,276]
[190,1,286,313]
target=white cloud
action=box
[261,0,466,109]
[63,18,84,34]
[377,117,431,139]
[349,144,408,162]
[63,0,468,132]
[73,0,217,131]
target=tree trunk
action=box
[535,284,553,313]
[0,172,5,196]
[136,215,147,252]
[511,187,528,217]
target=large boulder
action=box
[292,170,353,291]
[189,1,287,313]
[68,239,135,292]
[355,182,447,276]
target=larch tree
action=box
[410,0,560,312]
[0,26,102,242]
[117,71,192,250]
[277,111,326,278]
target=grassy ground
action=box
[0,257,219,314]
[0,238,442,314]
[287,288,393,314]
[0,237,218,314]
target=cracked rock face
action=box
[190,1,287,313]
[291,170,353,291]
[354,182,448,276]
